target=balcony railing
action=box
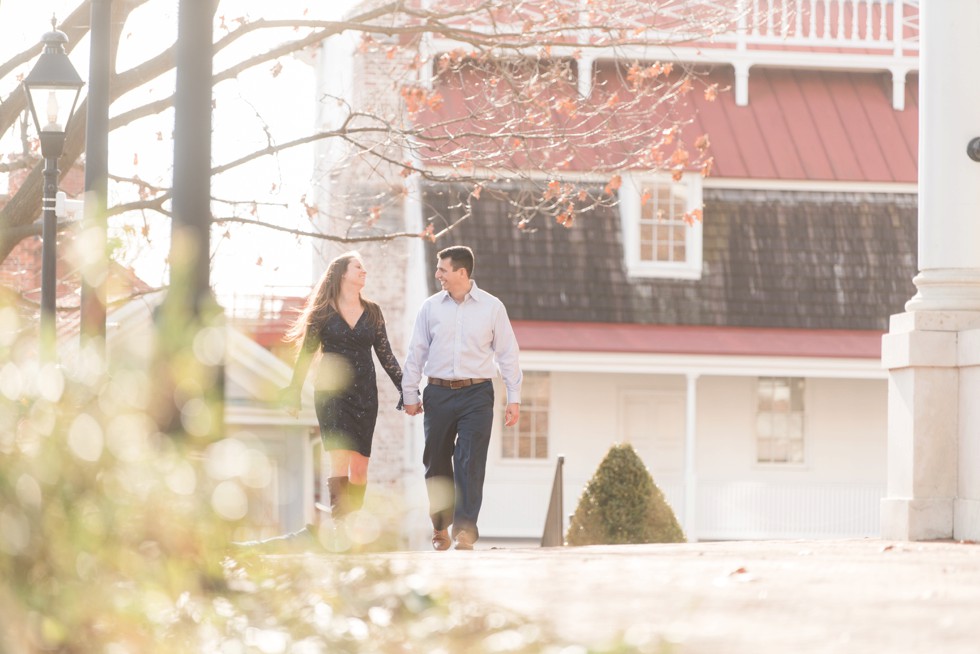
[731,0,919,55]
[420,0,920,109]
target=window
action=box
[501,371,549,459]
[619,172,703,279]
[756,377,805,464]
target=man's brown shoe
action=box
[431,528,451,551]
[454,530,475,551]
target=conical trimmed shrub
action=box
[566,443,685,545]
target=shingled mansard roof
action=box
[422,185,916,362]
[425,186,915,329]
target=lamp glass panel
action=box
[27,86,77,133]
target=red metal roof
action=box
[424,64,918,184]
[512,320,883,359]
[684,68,918,183]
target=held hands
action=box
[504,403,520,427]
[404,403,424,416]
[279,386,301,418]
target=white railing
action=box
[733,0,919,54]
[695,480,883,540]
[425,0,919,107]
[430,0,920,54]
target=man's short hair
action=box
[438,245,474,277]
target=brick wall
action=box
[0,161,85,312]
[314,32,419,496]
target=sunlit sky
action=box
[1,0,358,302]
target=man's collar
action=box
[438,280,480,302]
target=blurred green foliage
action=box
[0,300,662,653]
[566,443,686,546]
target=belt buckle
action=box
[449,379,465,389]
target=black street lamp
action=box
[23,18,84,362]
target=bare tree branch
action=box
[0,0,731,270]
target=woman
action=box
[282,251,403,520]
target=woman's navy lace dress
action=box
[300,310,402,457]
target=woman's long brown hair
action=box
[286,251,382,345]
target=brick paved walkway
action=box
[377,538,980,653]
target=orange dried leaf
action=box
[603,174,622,195]
[426,90,444,111]
[670,148,690,166]
[555,97,578,116]
[626,62,642,86]
[545,179,562,199]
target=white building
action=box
[304,0,923,543]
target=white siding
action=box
[480,371,887,541]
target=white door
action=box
[618,390,686,505]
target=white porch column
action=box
[882,0,980,541]
[905,0,980,313]
[733,62,750,107]
[684,373,699,542]
[577,56,595,99]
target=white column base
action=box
[906,270,980,312]
[880,498,953,541]
[881,311,973,541]
[954,499,980,542]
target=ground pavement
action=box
[372,538,980,653]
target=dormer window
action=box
[619,172,703,280]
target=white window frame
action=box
[754,377,807,467]
[500,371,550,461]
[619,171,703,280]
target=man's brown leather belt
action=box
[428,377,491,389]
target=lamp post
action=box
[22,18,83,362]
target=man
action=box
[403,245,522,551]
